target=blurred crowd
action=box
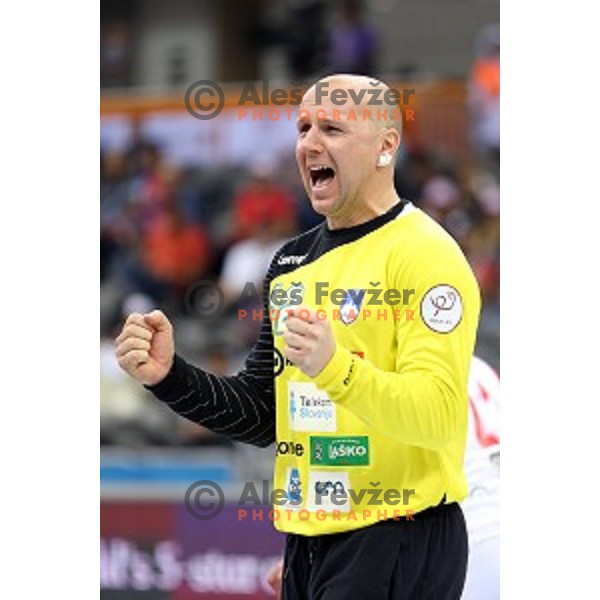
[100,133,499,447]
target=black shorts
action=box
[281,502,468,600]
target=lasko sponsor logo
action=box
[310,436,370,466]
[276,440,305,457]
[308,471,350,512]
[288,382,336,432]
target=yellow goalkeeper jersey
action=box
[270,201,481,535]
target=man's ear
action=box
[380,127,401,158]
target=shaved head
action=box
[302,74,403,137]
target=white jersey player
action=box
[461,355,500,600]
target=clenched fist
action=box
[283,307,336,378]
[115,310,174,386]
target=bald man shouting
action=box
[116,75,481,599]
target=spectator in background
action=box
[464,170,500,305]
[222,159,298,342]
[219,215,290,309]
[101,126,166,286]
[101,22,132,88]
[419,173,470,242]
[126,117,155,178]
[393,147,435,204]
[132,143,171,232]
[420,174,461,222]
[143,193,212,301]
[102,142,213,308]
[101,151,133,281]
[101,142,170,242]
[232,158,297,241]
[329,0,376,75]
[101,144,171,304]
[469,24,500,162]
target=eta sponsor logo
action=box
[308,471,350,512]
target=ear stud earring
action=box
[377,153,392,167]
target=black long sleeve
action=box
[145,255,280,448]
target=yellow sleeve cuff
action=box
[313,344,356,401]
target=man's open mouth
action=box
[309,166,336,190]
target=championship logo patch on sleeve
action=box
[420,284,463,333]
